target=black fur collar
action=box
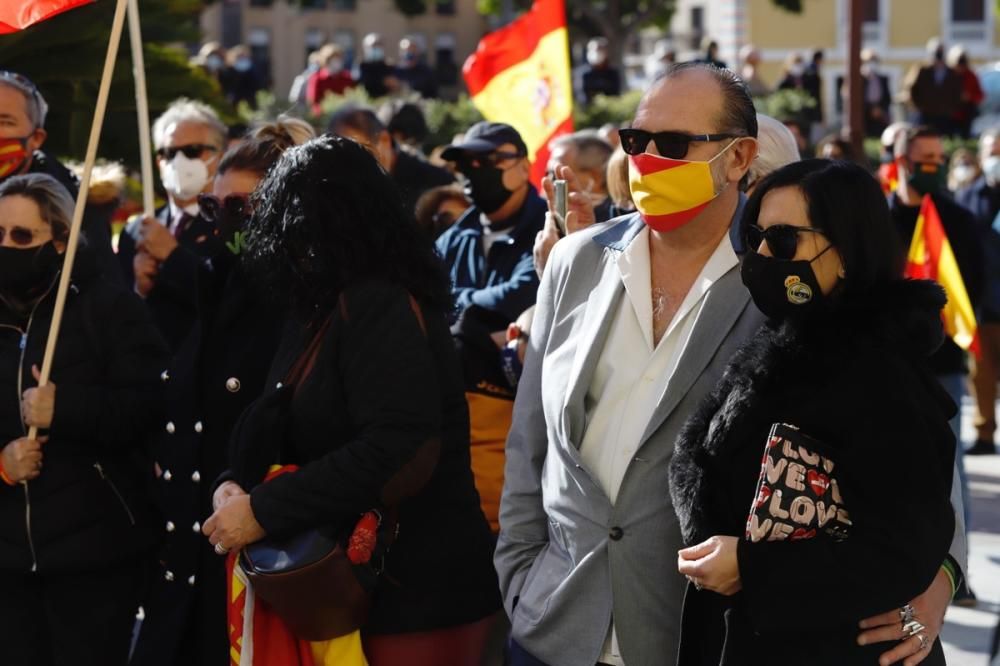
[669,279,945,544]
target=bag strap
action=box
[283,312,334,390]
[283,292,424,391]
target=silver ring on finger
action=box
[904,621,926,637]
[899,603,917,624]
[916,633,929,651]
[214,543,228,556]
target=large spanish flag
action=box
[463,0,573,186]
[905,194,979,353]
[0,0,94,32]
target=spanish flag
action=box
[463,0,573,186]
[905,194,979,353]
[0,0,94,32]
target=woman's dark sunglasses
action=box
[744,224,826,261]
[156,143,218,161]
[0,225,39,246]
[618,128,741,159]
[198,193,250,227]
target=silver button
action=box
[187,575,196,586]
[164,570,174,582]
[191,470,201,483]
[192,521,201,533]
[194,421,203,434]
[163,470,172,482]
[160,370,169,382]
[166,521,175,532]
[226,377,241,393]
[165,421,175,434]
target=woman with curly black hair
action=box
[202,134,501,665]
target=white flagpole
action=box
[27,0,130,441]
[127,0,154,217]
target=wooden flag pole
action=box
[27,0,129,441]
[127,0,154,217]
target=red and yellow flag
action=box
[462,0,573,186]
[905,194,979,353]
[0,0,94,32]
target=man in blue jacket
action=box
[437,122,546,322]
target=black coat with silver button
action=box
[0,250,167,573]
[131,254,283,666]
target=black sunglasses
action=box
[0,225,40,246]
[456,150,524,171]
[744,224,827,261]
[156,143,218,161]
[198,193,250,227]
[618,128,741,159]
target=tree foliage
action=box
[0,0,234,168]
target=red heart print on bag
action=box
[807,470,830,497]
[791,528,817,541]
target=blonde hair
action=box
[606,146,634,210]
[747,114,801,190]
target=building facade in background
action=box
[199,0,488,101]
[667,0,1000,128]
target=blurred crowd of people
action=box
[1,24,1000,664]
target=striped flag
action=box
[904,194,979,353]
[0,0,94,32]
[462,0,573,186]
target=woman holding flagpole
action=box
[0,173,167,665]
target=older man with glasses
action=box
[436,122,547,322]
[0,70,120,283]
[117,98,227,351]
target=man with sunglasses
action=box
[436,122,546,322]
[0,70,120,284]
[496,62,967,666]
[117,99,226,350]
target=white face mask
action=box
[953,164,976,186]
[789,64,804,77]
[984,156,1000,186]
[327,59,344,74]
[160,153,212,201]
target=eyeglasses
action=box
[744,224,827,261]
[456,150,524,171]
[0,71,48,129]
[0,225,41,247]
[156,144,218,161]
[198,193,250,227]
[618,129,742,159]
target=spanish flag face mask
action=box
[628,139,738,232]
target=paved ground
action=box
[941,400,1000,666]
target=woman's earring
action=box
[838,267,847,278]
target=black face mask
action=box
[462,164,513,215]
[0,242,62,301]
[741,247,835,321]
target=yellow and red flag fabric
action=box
[904,194,979,354]
[462,0,573,186]
[226,465,368,666]
[0,0,94,32]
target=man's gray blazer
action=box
[494,210,968,666]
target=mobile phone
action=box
[554,179,568,235]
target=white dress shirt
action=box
[580,227,737,665]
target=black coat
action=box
[117,207,222,352]
[229,280,501,634]
[392,149,455,215]
[669,280,956,666]
[130,254,284,666]
[0,250,167,573]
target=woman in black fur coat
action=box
[669,160,956,665]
